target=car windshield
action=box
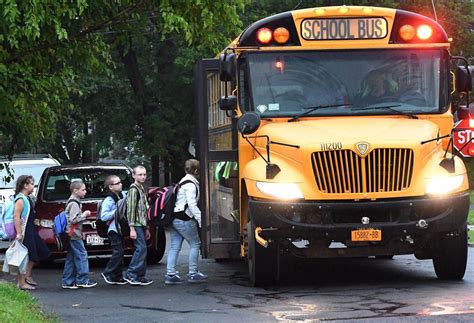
[245,49,448,117]
[0,164,53,189]
[42,168,133,201]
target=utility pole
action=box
[88,120,96,162]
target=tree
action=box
[1,1,246,184]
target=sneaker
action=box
[62,283,79,289]
[113,277,128,285]
[123,274,141,286]
[138,277,153,286]
[101,273,115,285]
[76,280,98,288]
[187,272,208,283]
[165,274,184,285]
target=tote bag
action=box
[2,240,29,275]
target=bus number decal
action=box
[301,18,387,41]
[320,142,343,151]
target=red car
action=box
[34,163,165,263]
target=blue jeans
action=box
[166,219,201,275]
[126,226,147,279]
[103,231,124,279]
[62,239,90,285]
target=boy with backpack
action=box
[124,165,153,286]
[165,159,208,284]
[100,175,128,285]
[61,180,97,289]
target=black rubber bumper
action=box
[248,192,469,242]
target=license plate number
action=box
[351,229,382,241]
[86,234,105,246]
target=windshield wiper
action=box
[288,103,353,122]
[352,105,418,119]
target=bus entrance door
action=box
[194,59,240,260]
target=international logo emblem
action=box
[355,142,370,157]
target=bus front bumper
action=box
[248,193,469,244]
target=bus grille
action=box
[311,149,414,194]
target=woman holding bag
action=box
[13,175,50,290]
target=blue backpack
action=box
[53,200,80,250]
[1,194,30,240]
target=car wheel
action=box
[147,226,166,264]
[432,228,467,280]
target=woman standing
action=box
[13,175,51,290]
[165,159,208,284]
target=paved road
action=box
[1,239,473,322]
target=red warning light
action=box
[417,24,433,40]
[256,28,272,44]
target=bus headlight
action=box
[34,219,54,228]
[256,182,303,199]
[425,175,464,195]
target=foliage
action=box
[1,0,473,184]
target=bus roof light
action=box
[417,24,433,40]
[399,24,416,41]
[273,27,290,44]
[256,28,273,44]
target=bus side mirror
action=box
[220,53,236,82]
[456,66,473,93]
[219,95,237,111]
[237,112,261,135]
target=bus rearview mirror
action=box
[220,53,236,82]
[219,95,237,111]
[237,112,261,135]
[455,65,473,93]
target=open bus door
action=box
[194,59,240,260]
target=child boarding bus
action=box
[194,5,473,286]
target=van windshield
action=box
[0,164,53,189]
[42,168,133,201]
[245,49,448,117]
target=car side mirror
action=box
[220,53,236,82]
[456,65,473,93]
[237,112,261,135]
[219,95,237,111]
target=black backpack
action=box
[96,197,112,238]
[95,192,134,238]
[114,197,131,237]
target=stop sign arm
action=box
[420,133,451,145]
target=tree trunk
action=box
[119,36,159,183]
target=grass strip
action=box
[0,282,57,322]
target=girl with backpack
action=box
[13,175,50,290]
[165,159,208,284]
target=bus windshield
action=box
[246,49,448,117]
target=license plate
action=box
[86,234,105,246]
[351,229,382,241]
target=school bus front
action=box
[205,6,472,286]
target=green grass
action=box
[0,282,58,322]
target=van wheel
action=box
[246,220,278,286]
[147,226,166,264]
[432,228,467,280]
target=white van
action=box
[0,155,60,239]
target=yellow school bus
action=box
[194,5,473,286]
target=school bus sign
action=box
[454,119,474,157]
